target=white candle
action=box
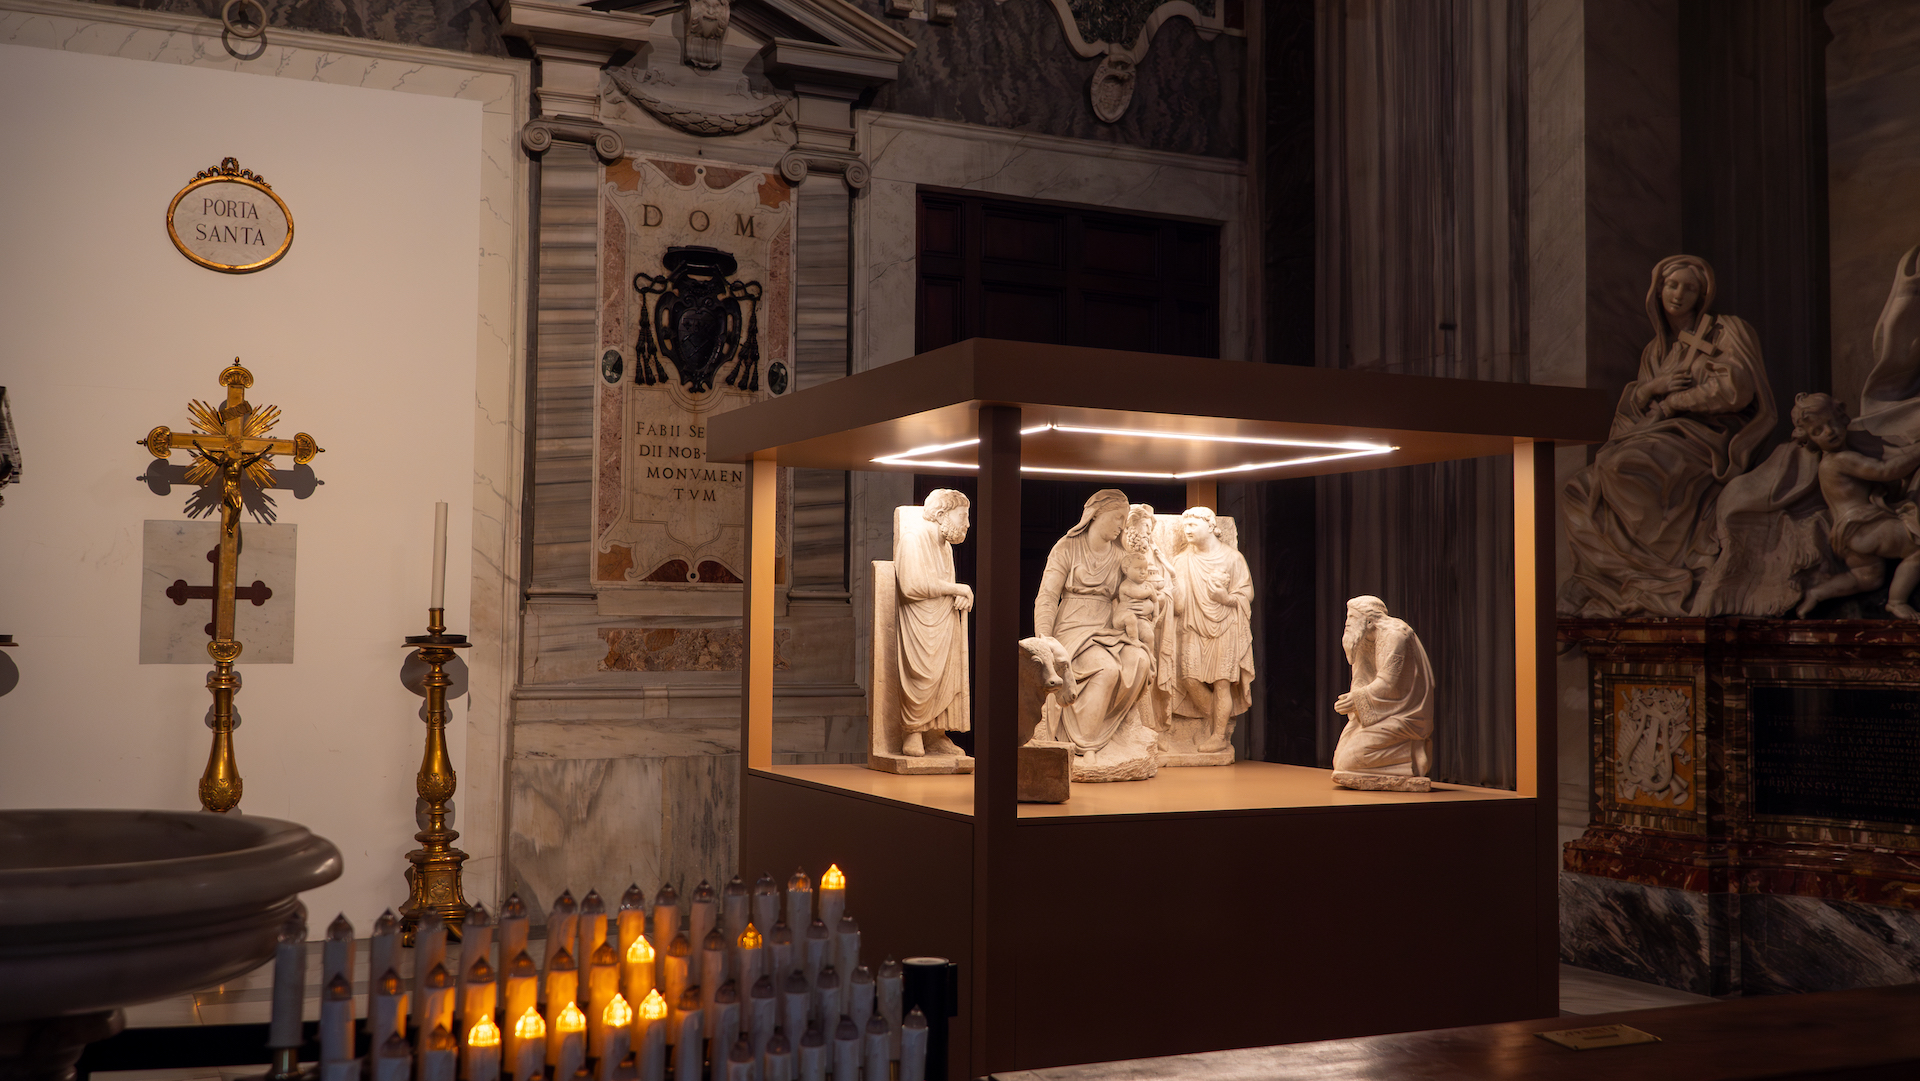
[623,934,657,1014]
[812,967,840,1034]
[815,867,845,960]
[767,922,794,991]
[725,1034,754,1081]
[747,976,776,1081]
[422,1023,459,1081]
[722,877,750,960]
[784,869,812,936]
[861,1015,889,1081]
[699,931,727,1038]
[371,968,408,1043]
[370,910,401,997]
[375,1032,412,1081]
[423,964,458,1050]
[618,885,648,974]
[417,910,450,1032]
[796,1022,826,1081]
[511,1007,546,1081]
[578,890,608,985]
[599,994,633,1081]
[650,884,681,967]
[268,913,306,1050]
[588,942,620,1058]
[847,967,873,1036]
[323,913,356,995]
[466,1015,503,1081]
[877,959,903,1059]
[764,1031,793,1081]
[688,882,717,981]
[545,950,580,1066]
[320,1061,360,1081]
[464,957,499,1050]
[465,902,496,979]
[500,896,531,995]
[899,1008,928,1081]
[431,500,449,609]
[547,891,580,975]
[632,989,668,1081]
[779,971,809,1045]
[830,1017,859,1081]
[552,1001,587,1081]
[503,951,539,1068]
[733,925,765,1010]
[831,918,860,994]
[671,993,703,1081]
[751,875,780,947]
[662,933,691,1047]
[710,980,740,1048]
[802,921,828,1004]
[319,973,355,1064]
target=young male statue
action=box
[1167,507,1254,756]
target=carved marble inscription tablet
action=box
[1752,684,1920,827]
[591,155,794,599]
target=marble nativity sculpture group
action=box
[1564,245,1920,620]
[869,489,1439,793]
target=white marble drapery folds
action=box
[1562,256,1775,617]
[893,502,969,736]
[1332,597,1434,786]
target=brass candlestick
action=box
[399,607,472,944]
[137,361,323,813]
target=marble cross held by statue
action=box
[138,360,323,813]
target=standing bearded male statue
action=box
[894,489,973,756]
[1332,595,1436,792]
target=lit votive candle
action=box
[598,994,632,1081]
[816,866,845,959]
[545,948,580,1065]
[504,951,540,1068]
[552,1001,587,1081]
[617,885,648,972]
[587,942,620,1058]
[632,989,667,1081]
[623,934,657,1015]
[511,1008,545,1081]
[464,957,499,1045]
[466,1015,502,1081]
[734,924,765,1006]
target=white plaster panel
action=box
[0,0,528,922]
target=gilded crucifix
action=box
[139,361,323,812]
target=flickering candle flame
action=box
[557,1001,587,1034]
[469,1017,502,1049]
[738,924,763,950]
[604,994,633,1028]
[821,864,845,890]
[627,936,655,963]
[639,989,668,1021]
[515,1007,546,1040]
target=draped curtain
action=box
[1314,0,1528,788]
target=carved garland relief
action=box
[1611,682,1696,810]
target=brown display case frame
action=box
[709,339,1613,1077]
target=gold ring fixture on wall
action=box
[167,157,294,274]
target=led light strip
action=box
[872,423,1396,477]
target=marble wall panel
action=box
[1559,870,1718,995]
[868,0,1246,159]
[508,755,666,913]
[78,0,506,55]
[1742,893,1920,995]
[1826,0,1920,412]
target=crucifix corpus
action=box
[138,360,323,813]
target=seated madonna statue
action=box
[1031,488,1160,781]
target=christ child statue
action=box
[1790,393,1920,619]
[1111,504,1167,649]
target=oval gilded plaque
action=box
[167,158,293,274]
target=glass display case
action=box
[708,338,1612,1077]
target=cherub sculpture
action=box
[1790,393,1920,618]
